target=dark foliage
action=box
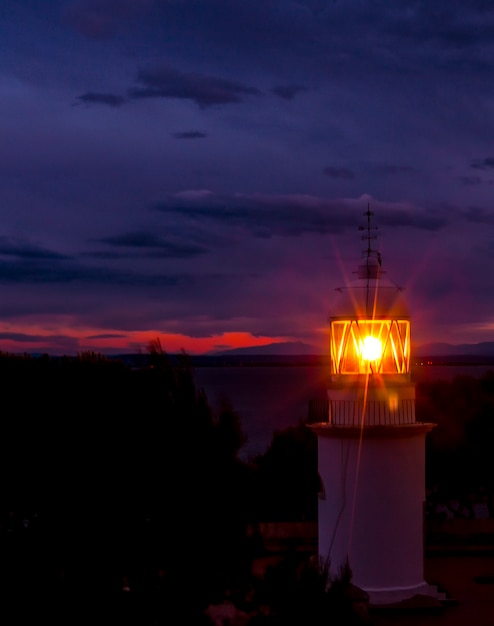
[0,345,254,623]
[254,557,365,626]
[252,421,319,521]
[416,371,494,516]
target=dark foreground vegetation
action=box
[417,372,494,518]
[0,344,351,625]
[0,345,492,623]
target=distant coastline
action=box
[412,354,494,367]
[111,352,494,369]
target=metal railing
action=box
[329,399,416,426]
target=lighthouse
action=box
[311,209,440,605]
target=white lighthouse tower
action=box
[311,209,439,605]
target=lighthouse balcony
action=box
[326,382,416,426]
[328,398,416,426]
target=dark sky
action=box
[2,0,494,354]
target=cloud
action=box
[377,208,448,230]
[0,331,85,352]
[0,331,48,343]
[173,131,208,139]
[375,165,417,175]
[82,251,132,260]
[128,63,261,107]
[459,175,483,186]
[97,231,207,258]
[414,3,494,49]
[76,92,126,107]
[272,84,306,100]
[323,167,355,180]
[154,191,452,237]
[471,157,494,170]
[86,333,127,339]
[0,257,195,288]
[0,238,69,260]
[460,206,494,224]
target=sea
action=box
[192,359,494,460]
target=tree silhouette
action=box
[0,346,255,621]
[416,372,494,516]
[253,420,319,522]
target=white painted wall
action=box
[317,431,427,593]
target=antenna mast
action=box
[357,204,382,279]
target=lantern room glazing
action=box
[330,317,410,375]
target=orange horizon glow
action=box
[0,323,293,356]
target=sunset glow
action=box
[0,321,291,356]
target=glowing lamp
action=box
[361,336,382,361]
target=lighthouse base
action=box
[365,582,447,607]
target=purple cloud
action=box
[323,167,355,180]
[77,92,126,107]
[471,157,494,170]
[173,131,208,139]
[129,63,261,107]
[154,192,453,236]
[97,231,208,258]
[272,84,306,100]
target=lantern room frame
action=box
[330,318,410,375]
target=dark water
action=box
[194,364,494,459]
[194,366,329,459]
